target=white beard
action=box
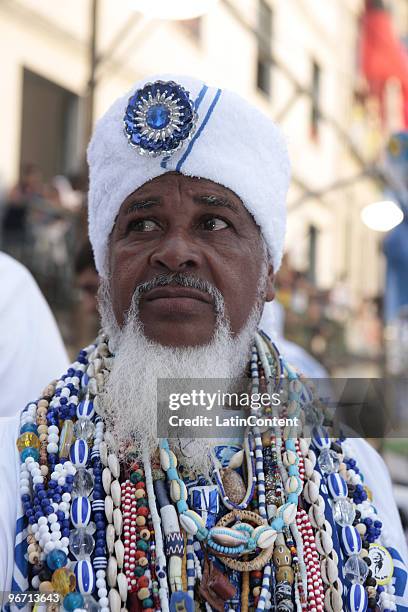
[97,263,268,475]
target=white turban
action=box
[87,74,290,278]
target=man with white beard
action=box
[1,76,408,612]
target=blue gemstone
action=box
[46,549,68,570]
[64,592,84,611]
[21,448,40,462]
[20,423,38,435]
[146,104,170,129]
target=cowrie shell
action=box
[111,479,121,507]
[304,457,314,478]
[255,527,277,549]
[115,539,125,568]
[108,453,120,479]
[325,587,342,612]
[88,378,98,396]
[170,480,181,502]
[281,503,297,526]
[315,530,333,555]
[117,572,128,602]
[113,508,123,536]
[107,556,118,588]
[104,431,115,449]
[304,480,319,504]
[299,438,309,456]
[98,342,109,356]
[106,524,115,554]
[321,557,338,584]
[282,450,297,466]
[102,467,112,495]
[179,514,198,535]
[99,441,108,466]
[108,588,121,612]
[211,527,246,547]
[93,358,102,375]
[105,495,113,523]
[285,476,300,494]
[160,449,170,471]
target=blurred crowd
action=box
[276,257,383,374]
[0,162,386,374]
[0,163,99,353]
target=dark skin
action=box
[108,172,275,347]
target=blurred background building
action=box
[0,0,408,535]
[1,0,407,373]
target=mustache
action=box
[133,272,225,314]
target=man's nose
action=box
[149,232,203,272]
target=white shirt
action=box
[0,252,68,417]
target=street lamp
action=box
[132,0,218,20]
[361,200,404,232]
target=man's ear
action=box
[265,263,275,302]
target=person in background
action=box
[74,241,100,347]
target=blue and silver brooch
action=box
[123,80,198,157]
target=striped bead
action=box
[93,556,108,569]
[347,584,368,612]
[74,559,95,594]
[312,426,330,450]
[91,499,104,512]
[69,439,89,467]
[76,398,95,419]
[70,496,91,527]
[341,526,362,555]
[327,473,348,499]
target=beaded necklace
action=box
[15,331,403,612]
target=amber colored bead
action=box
[51,567,76,595]
[138,557,149,567]
[39,581,53,593]
[252,587,261,597]
[136,516,146,527]
[17,432,41,452]
[135,489,146,500]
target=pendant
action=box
[221,468,246,505]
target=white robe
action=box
[1,342,407,607]
[0,252,69,417]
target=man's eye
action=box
[201,217,229,231]
[129,219,160,232]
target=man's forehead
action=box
[118,171,245,211]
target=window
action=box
[310,61,321,139]
[256,0,273,96]
[20,68,80,180]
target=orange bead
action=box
[51,568,76,595]
[138,576,149,588]
[17,432,40,452]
